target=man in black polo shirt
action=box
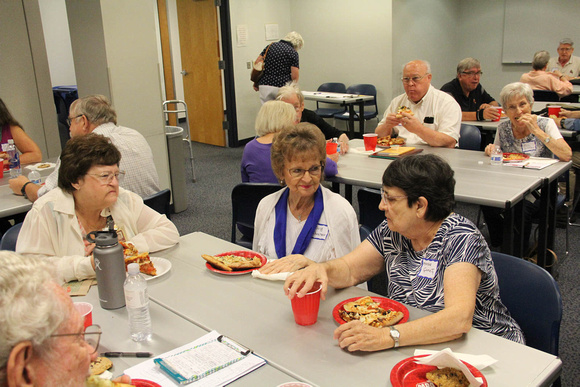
[440,58,500,122]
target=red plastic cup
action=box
[74,302,93,329]
[492,107,503,122]
[363,133,378,151]
[326,141,338,155]
[548,106,561,117]
[0,161,3,178]
[290,282,322,326]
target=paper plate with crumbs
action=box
[333,296,409,327]
[202,250,267,275]
[503,153,529,162]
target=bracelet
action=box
[476,109,484,121]
[21,181,32,199]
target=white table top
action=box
[302,91,374,104]
[78,287,298,385]
[573,84,580,94]
[137,232,561,387]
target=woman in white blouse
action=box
[16,134,179,283]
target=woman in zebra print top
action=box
[284,154,524,352]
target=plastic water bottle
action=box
[7,139,20,177]
[490,145,503,166]
[27,170,41,184]
[333,137,341,153]
[124,263,152,341]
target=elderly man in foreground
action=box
[440,57,500,122]
[375,60,461,148]
[9,94,160,202]
[0,252,131,386]
[547,38,580,79]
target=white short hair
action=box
[500,82,534,107]
[254,100,296,136]
[283,31,304,50]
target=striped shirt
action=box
[368,213,525,343]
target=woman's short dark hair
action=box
[271,123,326,183]
[58,133,121,193]
[382,154,455,222]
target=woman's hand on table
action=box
[284,262,328,300]
[334,321,390,352]
[338,133,349,154]
[259,254,313,274]
[484,143,495,156]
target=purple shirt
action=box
[241,138,338,183]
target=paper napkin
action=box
[251,270,291,281]
[414,348,486,387]
[413,349,497,369]
[349,147,376,155]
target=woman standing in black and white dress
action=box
[253,31,303,104]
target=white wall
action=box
[38,0,76,87]
[229,0,292,140]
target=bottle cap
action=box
[127,263,140,275]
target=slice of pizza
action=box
[343,296,382,313]
[201,254,262,271]
[120,241,138,257]
[396,105,414,118]
[426,367,470,387]
[124,252,157,276]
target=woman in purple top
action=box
[241,101,338,184]
[0,98,42,167]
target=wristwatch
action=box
[21,181,32,199]
[544,136,551,144]
[389,326,400,348]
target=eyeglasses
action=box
[87,171,126,185]
[558,47,572,52]
[461,71,483,77]
[49,324,101,354]
[66,114,84,126]
[401,73,429,84]
[380,188,408,204]
[288,164,324,179]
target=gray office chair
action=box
[0,222,23,251]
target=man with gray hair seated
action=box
[520,50,573,98]
[9,94,160,202]
[0,252,131,386]
[375,60,461,148]
[440,57,500,122]
[547,38,580,79]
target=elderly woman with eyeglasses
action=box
[283,154,524,351]
[255,123,359,273]
[16,134,179,283]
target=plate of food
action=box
[503,152,530,162]
[332,296,409,327]
[121,241,170,280]
[377,136,406,148]
[390,355,487,387]
[202,250,267,275]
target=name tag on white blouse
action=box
[312,224,329,240]
[522,140,536,154]
[418,258,438,279]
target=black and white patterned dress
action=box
[258,40,299,88]
[368,213,525,343]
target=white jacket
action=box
[16,187,179,283]
[253,186,360,262]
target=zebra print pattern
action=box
[368,213,525,344]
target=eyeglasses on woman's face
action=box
[87,171,126,185]
[288,164,324,179]
[49,324,102,354]
[380,187,408,204]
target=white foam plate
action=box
[144,257,171,280]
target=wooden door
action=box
[176,0,225,146]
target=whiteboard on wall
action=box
[502,0,580,64]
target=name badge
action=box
[418,258,438,279]
[522,140,536,154]
[312,224,329,240]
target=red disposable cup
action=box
[363,133,378,151]
[74,302,93,329]
[0,161,3,178]
[548,106,561,117]
[290,283,322,326]
[492,107,502,122]
[326,142,338,155]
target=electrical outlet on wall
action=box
[247,61,252,69]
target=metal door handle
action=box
[181,70,188,76]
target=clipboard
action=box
[153,335,252,385]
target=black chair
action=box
[231,183,281,249]
[315,82,347,119]
[333,84,379,127]
[533,90,559,102]
[357,187,384,230]
[0,222,23,251]
[359,224,389,296]
[458,124,481,151]
[491,252,562,356]
[143,189,172,219]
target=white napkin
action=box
[413,349,497,369]
[349,146,376,155]
[414,348,486,387]
[251,270,292,281]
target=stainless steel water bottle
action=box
[87,230,126,310]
